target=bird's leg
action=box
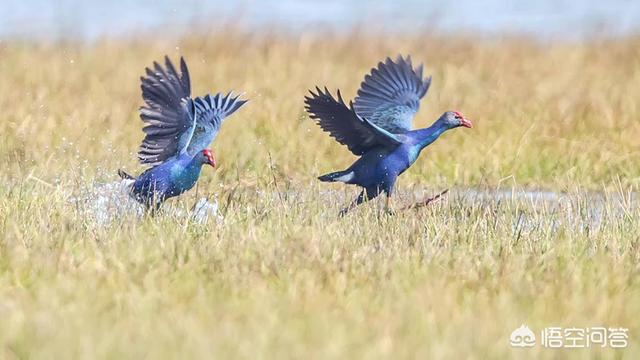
[144,190,163,217]
[339,186,382,217]
[339,190,366,217]
[382,181,397,215]
[384,193,396,215]
[146,201,162,217]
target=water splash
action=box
[71,179,223,226]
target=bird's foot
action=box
[384,195,396,215]
[400,189,449,211]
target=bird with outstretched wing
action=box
[119,56,247,210]
[305,55,472,215]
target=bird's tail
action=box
[117,169,135,180]
[318,170,354,183]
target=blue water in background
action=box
[1,0,639,41]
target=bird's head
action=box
[440,111,473,129]
[201,149,216,168]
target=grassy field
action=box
[0,32,639,358]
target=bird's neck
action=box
[185,156,205,173]
[412,121,448,150]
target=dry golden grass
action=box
[0,32,639,359]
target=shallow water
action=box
[421,187,635,235]
[70,179,635,233]
[309,186,637,237]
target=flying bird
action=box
[305,55,472,215]
[118,56,247,210]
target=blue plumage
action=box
[305,56,472,215]
[126,151,213,209]
[120,56,247,209]
[353,56,431,134]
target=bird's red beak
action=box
[203,149,216,168]
[461,118,473,128]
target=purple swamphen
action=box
[119,56,247,210]
[305,55,472,215]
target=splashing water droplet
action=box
[70,180,223,227]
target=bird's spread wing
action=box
[353,55,431,134]
[185,92,248,155]
[138,56,195,166]
[305,87,403,156]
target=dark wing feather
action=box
[304,87,402,156]
[353,55,431,134]
[138,56,194,166]
[185,92,248,155]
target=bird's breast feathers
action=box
[406,145,421,165]
[169,163,185,178]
